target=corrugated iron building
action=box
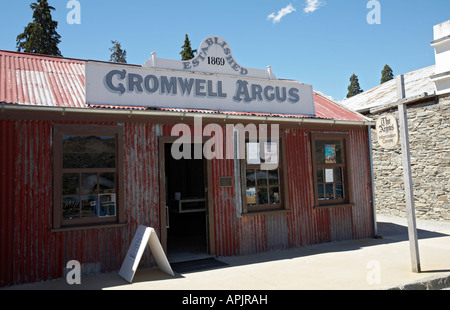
[1,49,376,287]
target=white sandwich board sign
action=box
[119,225,174,283]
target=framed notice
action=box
[219,177,233,187]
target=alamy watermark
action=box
[66,1,380,26]
[367,0,381,25]
[67,0,81,25]
[366,260,381,285]
[66,260,81,285]
[170,116,280,170]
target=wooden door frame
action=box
[158,136,215,255]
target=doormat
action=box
[171,258,228,274]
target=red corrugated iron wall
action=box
[285,127,357,244]
[285,128,318,246]
[166,125,374,257]
[0,120,161,287]
[284,128,374,246]
[0,120,15,286]
[12,120,54,284]
[348,129,375,239]
[211,157,239,256]
[123,122,161,267]
[1,119,373,286]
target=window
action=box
[311,132,352,208]
[241,134,288,213]
[53,125,125,228]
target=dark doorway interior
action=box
[164,143,209,263]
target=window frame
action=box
[311,132,353,208]
[53,124,125,229]
[240,132,289,214]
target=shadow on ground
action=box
[215,220,450,270]
[5,219,449,290]
[377,221,450,241]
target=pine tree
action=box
[346,74,364,98]
[109,40,127,63]
[180,34,197,60]
[16,0,62,56]
[380,64,394,84]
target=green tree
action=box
[109,40,127,63]
[346,74,364,98]
[180,34,197,60]
[16,0,62,56]
[380,64,394,84]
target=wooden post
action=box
[396,75,421,273]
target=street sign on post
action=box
[396,75,421,273]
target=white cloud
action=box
[267,4,296,24]
[304,0,324,13]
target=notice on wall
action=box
[119,226,174,283]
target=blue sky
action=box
[0,0,449,101]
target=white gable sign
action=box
[86,36,315,116]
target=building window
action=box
[53,125,125,228]
[311,132,352,208]
[241,134,288,213]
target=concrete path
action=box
[3,215,450,290]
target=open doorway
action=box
[163,142,210,263]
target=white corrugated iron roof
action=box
[340,66,436,112]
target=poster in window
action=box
[264,142,278,165]
[246,143,260,165]
[325,144,336,164]
[246,188,257,205]
[99,194,116,217]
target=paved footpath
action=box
[3,215,450,291]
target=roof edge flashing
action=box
[0,104,374,127]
